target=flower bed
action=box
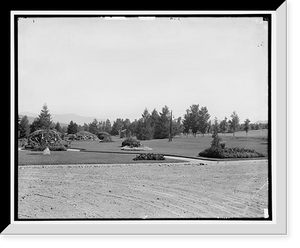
[121,146,153,151]
[121,137,141,148]
[133,153,165,161]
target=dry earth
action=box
[18,160,269,219]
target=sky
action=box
[18,16,268,123]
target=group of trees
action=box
[107,106,183,140]
[67,119,112,135]
[18,103,268,140]
[181,107,245,137]
[182,105,210,137]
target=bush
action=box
[121,137,141,148]
[220,141,226,149]
[75,131,99,141]
[18,138,28,148]
[97,132,113,142]
[60,139,71,148]
[31,143,67,151]
[211,133,222,148]
[198,147,265,159]
[27,129,67,151]
[133,153,165,161]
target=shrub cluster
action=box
[98,132,113,142]
[27,129,67,151]
[18,138,28,148]
[121,137,141,148]
[198,147,265,158]
[133,153,165,161]
[75,131,99,141]
[31,143,67,151]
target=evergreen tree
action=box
[188,104,200,136]
[212,117,219,134]
[128,119,138,137]
[104,119,112,134]
[229,111,240,136]
[122,118,131,131]
[67,120,78,134]
[83,122,89,132]
[29,104,53,132]
[172,116,183,137]
[30,118,40,133]
[220,117,228,135]
[54,122,62,133]
[135,108,153,140]
[244,118,251,137]
[207,120,212,134]
[111,118,123,136]
[153,106,170,139]
[98,121,105,132]
[198,106,210,136]
[89,119,99,135]
[38,103,52,130]
[135,118,153,140]
[19,115,30,138]
[182,110,191,136]
[150,109,160,134]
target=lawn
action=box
[69,129,268,158]
[18,129,268,165]
[18,150,182,165]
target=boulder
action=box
[43,147,50,155]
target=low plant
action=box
[198,147,265,158]
[133,153,165,161]
[27,129,67,151]
[121,137,141,148]
[31,143,67,151]
[98,132,113,142]
[198,130,264,158]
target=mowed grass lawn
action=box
[18,129,268,165]
[18,150,182,165]
[71,129,268,157]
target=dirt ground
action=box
[18,160,269,219]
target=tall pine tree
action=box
[198,107,210,137]
[229,111,240,136]
[67,120,78,134]
[30,104,53,132]
[38,104,52,130]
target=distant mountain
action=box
[19,112,105,126]
[51,113,105,126]
[254,120,268,124]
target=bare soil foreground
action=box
[18,160,268,219]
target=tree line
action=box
[18,103,268,140]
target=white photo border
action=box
[5,5,287,235]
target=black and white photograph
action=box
[16,14,271,221]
